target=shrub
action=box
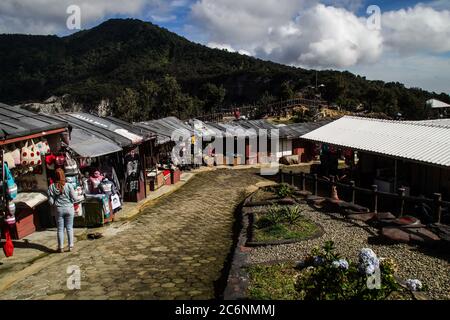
[295,241,403,300]
[257,205,284,228]
[258,205,304,228]
[282,205,303,224]
[276,183,294,199]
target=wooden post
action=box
[433,193,442,223]
[301,172,306,191]
[350,180,356,204]
[398,188,406,217]
[290,171,294,187]
[330,175,335,197]
[314,174,318,196]
[371,185,378,213]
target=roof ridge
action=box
[342,115,450,129]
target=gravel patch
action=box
[248,203,450,300]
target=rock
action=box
[381,226,440,244]
[392,216,421,227]
[428,223,450,242]
[406,228,440,242]
[347,212,376,222]
[375,212,396,220]
[381,227,410,243]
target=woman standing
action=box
[48,168,77,253]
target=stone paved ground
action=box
[0,169,268,300]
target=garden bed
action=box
[248,211,323,246]
[246,241,425,300]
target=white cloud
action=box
[192,2,382,68]
[207,42,251,55]
[151,14,177,23]
[0,0,187,34]
[382,5,450,55]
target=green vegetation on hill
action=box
[0,18,448,121]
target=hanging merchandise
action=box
[45,153,56,170]
[12,147,21,166]
[79,157,93,169]
[4,163,18,200]
[75,186,85,202]
[73,202,83,217]
[4,214,16,225]
[36,140,50,155]
[125,149,140,193]
[21,140,42,166]
[2,226,14,257]
[55,153,66,167]
[111,193,121,209]
[98,178,116,196]
[64,153,79,176]
[8,202,16,215]
[101,194,111,219]
[4,151,16,169]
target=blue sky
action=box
[0,0,449,94]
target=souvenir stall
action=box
[135,117,188,192]
[0,103,68,241]
[44,116,125,227]
[56,113,149,204]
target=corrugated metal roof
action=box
[0,103,67,140]
[409,118,450,128]
[68,128,123,158]
[45,114,124,157]
[301,116,450,167]
[136,117,190,145]
[427,99,450,109]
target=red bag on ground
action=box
[2,226,14,258]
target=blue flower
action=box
[358,248,380,275]
[332,259,349,270]
[313,256,325,266]
[405,279,423,291]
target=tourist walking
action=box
[48,168,77,253]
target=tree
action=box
[160,75,183,118]
[199,83,226,112]
[139,80,160,119]
[323,78,347,103]
[114,88,140,122]
[280,81,295,100]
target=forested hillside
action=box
[0,18,448,121]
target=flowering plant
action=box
[405,279,423,292]
[358,248,380,275]
[295,241,402,300]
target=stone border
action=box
[222,193,254,300]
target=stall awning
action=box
[0,103,67,143]
[68,128,123,158]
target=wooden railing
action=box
[279,171,449,224]
[191,98,328,123]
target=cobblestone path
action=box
[1,169,268,300]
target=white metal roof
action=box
[301,116,450,167]
[427,99,450,109]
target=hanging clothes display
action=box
[124,149,140,193]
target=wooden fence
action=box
[279,171,449,224]
[192,98,328,123]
